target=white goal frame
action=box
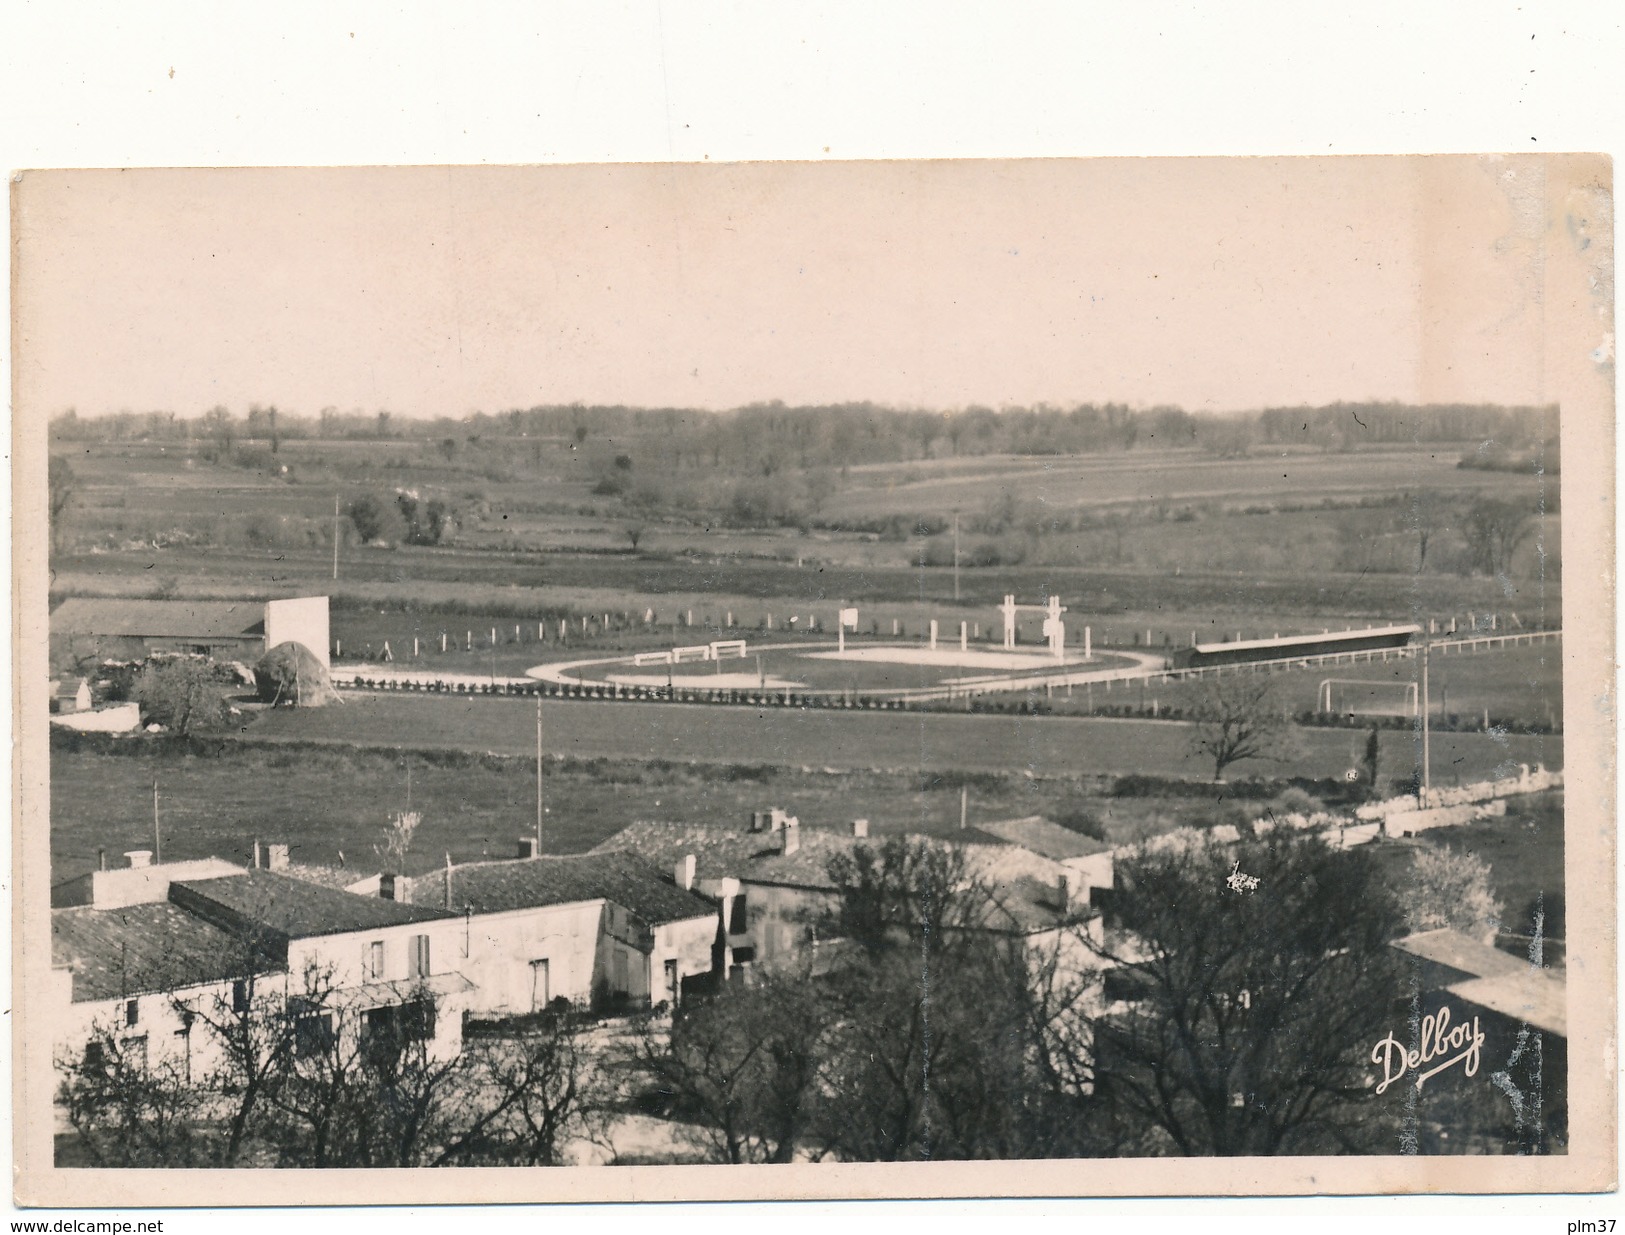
[1317,678,1419,717]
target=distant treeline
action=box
[49,400,1558,468]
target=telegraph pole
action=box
[153,777,162,864]
[332,494,340,581]
[953,514,961,602]
[1420,638,1432,802]
[542,695,555,858]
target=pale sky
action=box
[12,156,1570,418]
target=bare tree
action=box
[374,809,422,873]
[48,455,75,550]
[1461,496,1537,577]
[624,522,645,552]
[186,945,303,1165]
[1184,674,1299,781]
[1086,831,1402,1155]
[635,967,832,1164]
[455,1015,596,1166]
[55,1022,208,1166]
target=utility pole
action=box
[153,777,161,864]
[953,514,961,602]
[332,494,340,581]
[546,689,552,851]
[535,695,544,853]
[960,783,968,830]
[1420,638,1432,802]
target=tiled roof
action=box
[592,821,858,890]
[280,862,373,891]
[970,815,1112,862]
[595,822,1094,934]
[1448,970,1566,1037]
[52,902,284,1003]
[414,852,717,925]
[50,597,265,640]
[1391,929,1527,982]
[170,869,455,939]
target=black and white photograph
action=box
[11,151,1614,1204]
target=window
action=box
[366,939,385,980]
[290,998,335,1058]
[232,980,250,1014]
[728,895,749,935]
[409,934,431,979]
[124,998,140,1027]
[664,959,680,1005]
[530,959,550,1012]
[362,1000,435,1052]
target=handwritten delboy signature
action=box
[1370,1005,1487,1094]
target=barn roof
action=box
[50,597,265,640]
[170,869,455,939]
[416,852,717,925]
[52,901,284,1003]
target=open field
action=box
[238,693,1561,784]
[835,447,1547,520]
[50,738,1254,884]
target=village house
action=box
[383,846,719,1014]
[51,897,288,1082]
[592,810,1107,984]
[167,868,472,1060]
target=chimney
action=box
[1054,873,1072,912]
[379,872,396,900]
[125,850,153,869]
[252,839,262,869]
[674,853,697,891]
[265,843,289,872]
[780,820,800,856]
[97,848,108,872]
[444,852,453,909]
[517,836,538,860]
[851,819,869,839]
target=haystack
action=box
[254,641,341,707]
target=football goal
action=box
[1317,678,1419,718]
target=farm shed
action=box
[1170,623,1420,670]
[49,676,92,714]
[49,597,268,666]
[49,594,331,670]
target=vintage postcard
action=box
[10,155,1615,1204]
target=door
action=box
[530,959,550,1012]
[664,959,680,1005]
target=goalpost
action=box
[1317,678,1420,717]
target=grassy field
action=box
[237,693,1561,785]
[835,447,1544,519]
[49,739,1252,884]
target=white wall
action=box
[457,900,605,1016]
[265,596,331,669]
[49,702,141,733]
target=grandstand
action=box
[1170,624,1421,670]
